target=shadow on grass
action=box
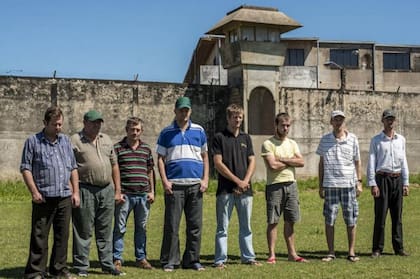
[0,266,25,279]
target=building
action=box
[185,5,420,134]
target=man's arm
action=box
[278,153,304,168]
[158,154,172,195]
[318,157,325,199]
[111,163,124,203]
[147,168,155,203]
[200,151,209,193]
[69,169,80,207]
[354,159,363,197]
[22,170,44,203]
[213,154,254,192]
[262,154,288,171]
[367,139,380,198]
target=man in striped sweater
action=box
[112,117,155,271]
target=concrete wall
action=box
[251,88,420,181]
[1,76,420,182]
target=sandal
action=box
[322,254,336,262]
[266,257,276,264]
[213,263,226,270]
[347,255,360,262]
[289,256,309,263]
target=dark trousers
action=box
[72,183,114,272]
[372,175,404,253]
[160,184,203,268]
[24,197,72,278]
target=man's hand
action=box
[115,193,126,204]
[32,191,44,204]
[356,181,363,197]
[318,187,325,199]
[147,192,155,204]
[72,192,80,208]
[403,186,409,196]
[371,186,380,198]
[200,179,208,193]
[236,180,250,192]
[163,180,173,195]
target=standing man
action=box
[316,110,362,262]
[261,112,307,264]
[213,104,261,269]
[21,106,79,279]
[367,109,409,257]
[71,110,124,276]
[113,117,155,271]
[156,96,209,272]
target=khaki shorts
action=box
[265,181,300,224]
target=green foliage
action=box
[1,179,419,278]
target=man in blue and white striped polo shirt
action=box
[156,96,209,272]
[316,110,363,263]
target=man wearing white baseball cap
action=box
[316,110,363,262]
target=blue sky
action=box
[1,0,419,82]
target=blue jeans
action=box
[113,194,150,261]
[214,193,256,264]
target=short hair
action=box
[44,106,63,123]
[275,112,290,125]
[125,117,144,129]
[226,104,244,118]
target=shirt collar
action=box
[173,119,191,130]
[381,131,398,139]
[40,129,62,144]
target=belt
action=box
[376,171,401,178]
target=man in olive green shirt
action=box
[71,110,125,277]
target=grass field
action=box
[0,179,419,278]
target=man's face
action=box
[331,116,345,131]
[276,118,291,137]
[126,123,142,141]
[44,115,63,136]
[382,116,396,130]
[227,112,243,130]
[174,107,191,123]
[84,119,102,136]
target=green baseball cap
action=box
[84,110,104,122]
[175,96,191,109]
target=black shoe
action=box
[396,250,410,256]
[371,251,381,258]
[108,269,126,276]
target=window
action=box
[241,27,255,41]
[383,53,410,70]
[256,27,268,42]
[268,29,279,42]
[329,49,359,68]
[286,49,304,66]
[229,30,238,43]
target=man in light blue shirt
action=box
[367,109,409,257]
[21,106,79,279]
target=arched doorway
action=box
[248,87,275,135]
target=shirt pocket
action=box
[340,145,354,164]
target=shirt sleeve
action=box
[366,137,377,187]
[401,137,409,186]
[20,137,34,172]
[261,139,273,157]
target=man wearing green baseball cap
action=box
[71,110,125,276]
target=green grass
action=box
[1,178,419,278]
